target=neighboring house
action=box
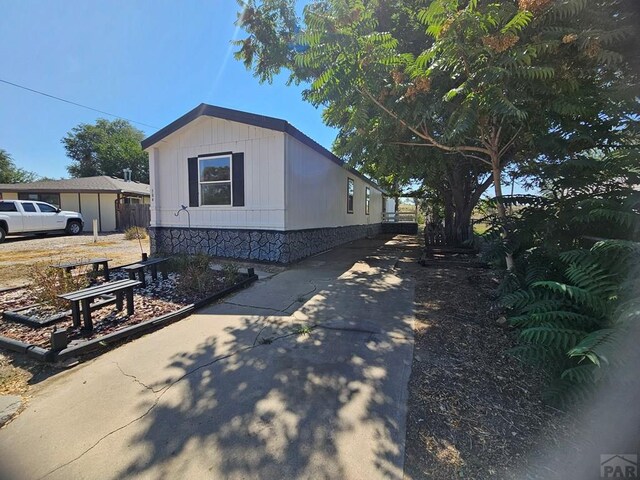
[141,104,387,263]
[0,176,150,232]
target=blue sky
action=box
[0,0,338,180]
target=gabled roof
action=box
[0,176,150,195]
[141,104,385,193]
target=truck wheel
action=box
[66,220,82,235]
[0,227,6,243]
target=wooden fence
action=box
[116,203,150,231]
[424,223,446,246]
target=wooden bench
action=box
[52,258,112,281]
[122,258,169,288]
[58,279,141,332]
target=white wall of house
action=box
[148,116,286,230]
[99,193,117,232]
[80,193,100,232]
[284,135,383,230]
[384,198,396,213]
[60,193,79,213]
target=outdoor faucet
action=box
[174,205,191,229]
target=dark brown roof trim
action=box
[141,104,385,193]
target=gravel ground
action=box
[0,233,150,288]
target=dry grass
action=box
[0,351,51,396]
[0,233,150,287]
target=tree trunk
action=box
[491,156,515,270]
[442,188,455,244]
[439,161,492,246]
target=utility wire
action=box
[0,78,159,130]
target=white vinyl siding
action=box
[147,116,285,230]
[284,135,383,230]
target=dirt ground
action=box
[400,251,575,479]
[0,232,151,288]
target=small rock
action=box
[496,316,508,327]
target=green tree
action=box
[236,0,638,268]
[0,149,38,183]
[62,119,149,183]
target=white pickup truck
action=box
[0,200,84,243]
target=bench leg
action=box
[161,264,168,280]
[115,291,123,311]
[103,262,110,281]
[137,269,146,288]
[71,302,81,329]
[128,271,136,281]
[126,287,135,316]
[81,298,93,332]
[150,264,158,281]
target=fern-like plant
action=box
[484,149,640,406]
[502,230,639,406]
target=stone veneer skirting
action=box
[150,223,382,264]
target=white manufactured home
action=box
[141,104,386,263]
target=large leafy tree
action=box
[62,118,149,183]
[0,149,38,183]
[333,104,493,244]
[237,0,495,245]
[236,0,638,267]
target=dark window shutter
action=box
[188,157,198,207]
[232,152,245,207]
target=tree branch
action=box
[458,150,493,166]
[357,86,492,161]
[499,126,523,158]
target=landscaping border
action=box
[0,273,259,363]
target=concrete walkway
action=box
[0,235,416,480]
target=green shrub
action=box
[168,253,211,273]
[502,239,639,406]
[484,152,640,406]
[29,264,90,311]
[124,226,148,240]
[221,263,241,285]
[172,254,219,297]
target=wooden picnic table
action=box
[52,257,112,281]
[58,279,141,332]
[122,258,169,288]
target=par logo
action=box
[601,454,637,478]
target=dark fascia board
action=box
[141,103,387,194]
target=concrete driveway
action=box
[0,235,416,480]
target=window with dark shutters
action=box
[188,152,245,207]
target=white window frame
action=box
[347,178,355,214]
[198,154,232,207]
[365,187,371,215]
